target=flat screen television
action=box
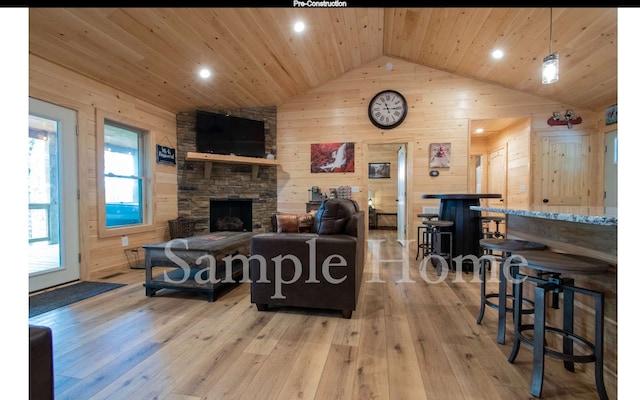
[195,110,266,158]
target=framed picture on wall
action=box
[368,162,391,179]
[429,142,451,168]
[310,142,355,173]
[605,104,617,125]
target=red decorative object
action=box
[547,110,582,129]
[547,116,582,126]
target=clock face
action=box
[368,90,408,129]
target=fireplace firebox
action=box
[210,198,253,232]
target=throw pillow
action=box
[297,210,317,233]
[275,214,299,233]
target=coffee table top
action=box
[143,231,255,251]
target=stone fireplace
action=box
[210,198,253,232]
[176,107,277,235]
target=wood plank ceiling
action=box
[29,8,617,115]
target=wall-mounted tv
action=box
[195,110,266,158]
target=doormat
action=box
[29,281,126,318]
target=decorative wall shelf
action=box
[185,152,279,179]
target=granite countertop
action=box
[469,205,618,226]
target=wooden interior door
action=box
[540,135,590,207]
[486,147,506,208]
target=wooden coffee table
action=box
[143,231,255,301]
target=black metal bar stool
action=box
[481,215,505,238]
[507,250,610,399]
[477,238,546,344]
[415,213,439,260]
[418,219,453,275]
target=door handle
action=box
[543,198,549,203]
[499,199,504,202]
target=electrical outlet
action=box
[121,236,128,247]
[520,184,527,193]
[351,186,360,192]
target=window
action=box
[104,122,144,227]
[97,111,154,237]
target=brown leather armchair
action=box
[250,198,365,318]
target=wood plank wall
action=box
[29,55,178,279]
[276,56,603,245]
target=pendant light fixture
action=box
[542,7,559,84]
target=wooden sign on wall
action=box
[156,145,176,165]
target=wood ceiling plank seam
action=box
[28,29,163,109]
[310,10,346,85]
[399,9,420,58]
[257,8,312,97]
[450,8,517,81]
[28,8,84,42]
[386,8,406,59]
[327,9,352,75]
[61,9,206,113]
[170,8,263,108]
[179,8,275,108]
[355,8,379,67]
[221,8,296,102]
[440,8,495,71]
[358,8,376,63]
[332,8,359,70]
[87,9,215,110]
[172,9,273,106]
[415,8,446,64]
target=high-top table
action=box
[421,194,502,266]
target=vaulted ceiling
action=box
[29,8,617,115]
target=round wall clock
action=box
[368,90,408,129]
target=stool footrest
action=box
[517,324,597,364]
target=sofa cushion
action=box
[275,214,299,233]
[315,198,359,235]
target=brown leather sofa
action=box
[250,198,365,318]
[29,325,54,400]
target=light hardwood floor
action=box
[28,230,614,399]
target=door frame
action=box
[29,97,80,292]
[363,140,413,245]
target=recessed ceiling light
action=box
[491,49,504,59]
[199,68,211,79]
[475,128,485,134]
[294,21,305,33]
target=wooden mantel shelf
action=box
[185,152,279,179]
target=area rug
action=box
[29,281,126,318]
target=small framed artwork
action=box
[368,162,391,179]
[429,143,451,168]
[605,104,617,125]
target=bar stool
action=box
[415,213,439,260]
[418,219,453,275]
[507,250,610,399]
[481,215,505,238]
[477,238,546,344]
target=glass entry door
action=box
[29,98,79,292]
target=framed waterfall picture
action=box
[368,162,391,179]
[310,142,355,173]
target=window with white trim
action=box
[103,121,146,228]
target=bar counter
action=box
[470,205,617,264]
